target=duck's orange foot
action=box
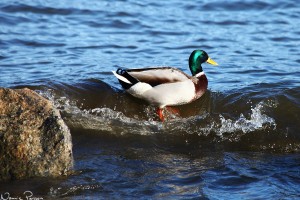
[156,107,180,121]
[156,108,164,122]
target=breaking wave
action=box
[38,89,277,138]
[34,81,300,152]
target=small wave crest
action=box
[217,101,277,137]
[49,184,102,198]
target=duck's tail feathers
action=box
[112,68,139,89]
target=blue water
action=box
[1,0,300,199]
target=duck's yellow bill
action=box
[206,57,218,66]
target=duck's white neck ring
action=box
[195,71,205,77]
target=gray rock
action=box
[0,88,73,181]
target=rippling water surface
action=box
[1,0,300,199]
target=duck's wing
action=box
[127,67,191,87]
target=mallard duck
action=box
[112,50,218,121]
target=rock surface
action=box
[0,88,73,181]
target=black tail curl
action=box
[116,68,139,89]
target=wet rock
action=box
[0,88,73,181]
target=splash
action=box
[37,90,277,139]
[215,100,277,139]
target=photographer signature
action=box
[1,191,43,200]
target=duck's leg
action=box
[156,108,164,122]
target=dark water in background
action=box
[1,0,300,199]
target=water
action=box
[1,0,300,199]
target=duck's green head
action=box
[189,50,218,76]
